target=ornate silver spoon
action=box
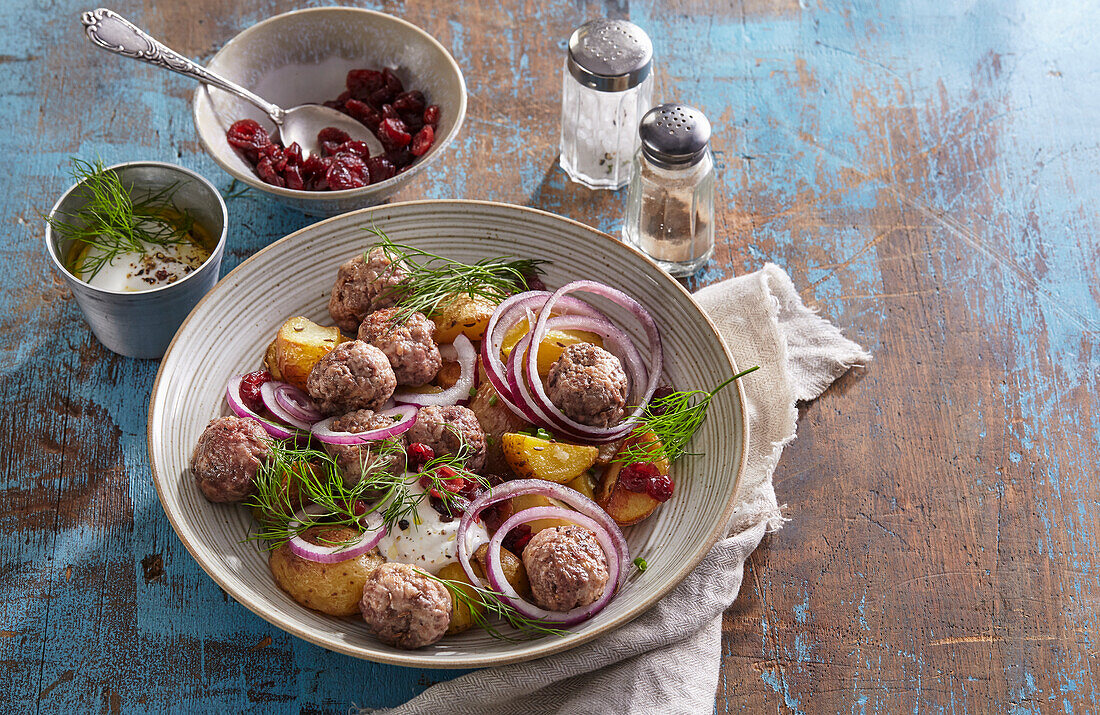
[81,8,381,158]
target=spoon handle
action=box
[81,8,285,125]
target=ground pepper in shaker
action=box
[623,104,715,277]
[559,19,654,190]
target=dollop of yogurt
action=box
[376,484,490,572]
[77,240,209,292]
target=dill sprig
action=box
[414,569,571,641]
[245,437,408,548]
[365,226,547,322]
[613,366,761,467]
[45,158,197,280]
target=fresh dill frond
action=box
[45,158,197,280]
[613,366,761,467]
[364,225,547,322]
[222,178,251,200]
[414,569,571,641]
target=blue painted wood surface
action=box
[1,0,1097,712]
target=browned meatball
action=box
[546,342,628,428]
[405,405,487,472]
[357,308,442,386]
[326,409,408,485]
[190,416,271,502]
[522,525,609,612]
[328,247,410,333]
[359,563,452,649]
[306,340,397,415]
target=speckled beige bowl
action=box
[148,201,747,667]
[192,7,466,216]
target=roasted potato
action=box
[502,433,599,483]
[436,562,485,635]
[434,360,462,390]
[432,293,498,343]
[596,429,669,526]
[264,340,283,381]
[268,526,383,616]
[500,319,605,376]
[510,493,576,533]
[473,543,531,598]
[566,469,598,501]
[468,379,529,474]
[273,316,345,391]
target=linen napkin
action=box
[363,263,871,715]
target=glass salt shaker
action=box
[559,19,654,190]
[623,104,715,277]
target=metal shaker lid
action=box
[639,104,712,168]
[567,19,653,92]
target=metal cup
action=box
[45,161,228,359]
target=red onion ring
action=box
[524,281,662,443]
[274,383,323,422]
[310,405,418,445]
[287,504,386,564]
[225,375,302,440]
[457,479,629,591]
[393,334,476,406]
[260,381,319,430]
[483,506,621,625]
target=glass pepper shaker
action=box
[559,19,654,190]
[623,104,715,277]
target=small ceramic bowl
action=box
[193,7,467,217]
[45,161,228,359]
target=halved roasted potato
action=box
[437,562,486,635]
[473,543,531,598]
[510,493,576,533]
[500,319,604,376]
[432,293,498,343]
[273,316,345,391]
[501,433,599,483]
[596,429,669,526]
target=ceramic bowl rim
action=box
[147,199,748,667]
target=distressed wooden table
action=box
[3,0,1097,712]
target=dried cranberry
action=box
[284,164,305,190]
[382,103,400,121]
[620,462,660,493]
[384,147,413,169]
[300,154,329,181]
[284,142,303,165]
[260,143,288,172]
[393,90,425,115]
[226,119,270,159]
[320,141,343,157]
[325,155,369,190]
[255,157,286,187]
[419,474,433,490]
[648,386,676,416]
[379,117,412,150]
[402,113,424,133]
[430,493,471,522]
[365,156,396,184]
[338,140,371,159]
[407,442,435,471]
[367,87,393,109]
[410,125,435,157]
[382,67,404,95]
[646,473,675,502]
[334,90,352,105]
[317,127,351,145]
[519,269,546,292]
[422,105,441,126]
[352,500,368,516]
[347,68,384,99]
[480,501,514,533]
[238,370,271,413]
[323,99,344,111]
[345,98,382,130]
[502,524,533,554]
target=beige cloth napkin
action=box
[364,263,871,714]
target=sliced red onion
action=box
[393,334,476,406]
[484,506,621,625]
[287,504,386,564]
[274,383,323,422]
[260,381,317,430]
[524,281,662,443]
[310,404,418,445]
[457,479,629,591]
[225,375,301,440]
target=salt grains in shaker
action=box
[559,20,654,189]
[623,104,715,277]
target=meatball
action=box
[357,308,442,386]
[328,247,410,333]
[325,409,408,485]
[405,405,487,472]
[306,340,397,415]
[190,416,271,502]
[359,563,452,649]
[546,342,628,428]
[522,525,610,612]
[269,526,384,616]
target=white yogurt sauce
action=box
[376,483,490,572]
[76,239,209,292]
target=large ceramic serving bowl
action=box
[147,200,747,667]
[193,7,466,217]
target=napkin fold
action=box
[366,263,871,715]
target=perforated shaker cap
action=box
[639,104,712,168]
[567,19,653,92]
